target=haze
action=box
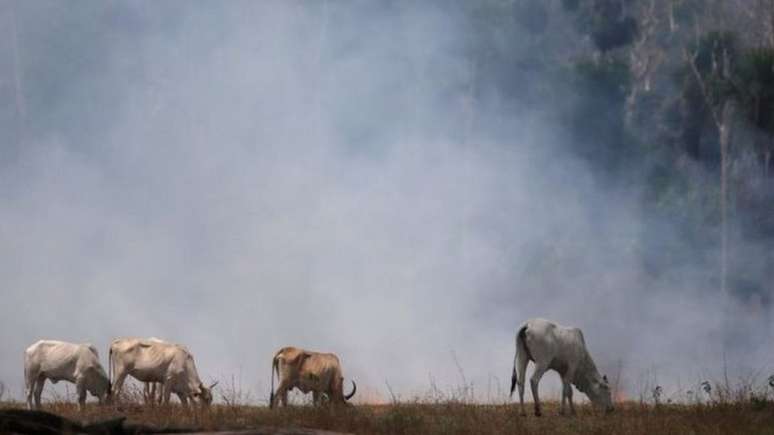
[1,1,771,404]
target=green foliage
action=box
[669,31,739,160]
[456,0,774,314]
[672,0,704,25]
[591,15,638,53]
[459,1,774,303]
[692,32,738,75]
[734,48,774,134]
[567,0,639,53]
[749,394,770,411]
[691,32,739,107]
[572,57,631,101]
[561,58,634,175]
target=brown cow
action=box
[269,346,356,408]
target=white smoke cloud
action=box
[1,1,771,405]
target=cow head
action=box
[340,380,357,405]
[587,374,614,413]
[193,381,218,406]
[345,380,356,401]
[330,377,357,406]
[87,367,112,405]
[104,381,113,405]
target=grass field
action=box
[3,399,774,434]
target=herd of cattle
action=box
[21,318,613,416]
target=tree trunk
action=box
[681,95,705,159]
[669,0,678,33]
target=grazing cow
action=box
[269,346,356,408]
[109,337,216,406]
[24,340,111,410]
[510,318,613,416]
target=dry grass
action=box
[2,399,774,434]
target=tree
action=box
[684,31,739,332]
[679,32,738,161]
[733,48,774,174]
[566,0,639,54]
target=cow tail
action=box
[519,324,534,362]
[23,351,30,396]
[269,352,279,408]
[510,329,520,396]
[511,325,531,397]
[108,345,113,385]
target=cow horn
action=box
[208,381,219,390]
[344,380,357,401]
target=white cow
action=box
[109,337,216,406]
[24,340,111,410]
[510,318,613,416]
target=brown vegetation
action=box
[2,400,774,434]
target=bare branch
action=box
[684,47,723,129]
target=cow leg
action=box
[33,376,45,409]
[153,383,161,404]
[281,387,290,407]
[178,393,188,407]
[26,386,33,410]
[516,356,529,416]
[144,382,155,404]
[143,383,150,403]
[146,382,161,405]
[564,380,575,416]
[27,376,39,409]
[76,377,88,411]
[25,365,38,410]
[560,383,566,415]
[111,370,130,403]
[530,364,548,417]
[272,379,292,408]
[280,388,289,407]
[25,373,37,410]
[559,376,572,416]
[313,391,321,406]
[162,380,173,405]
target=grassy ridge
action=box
[3,401,774,434]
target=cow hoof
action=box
[535,411,542,417]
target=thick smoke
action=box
[0,1,771,404]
